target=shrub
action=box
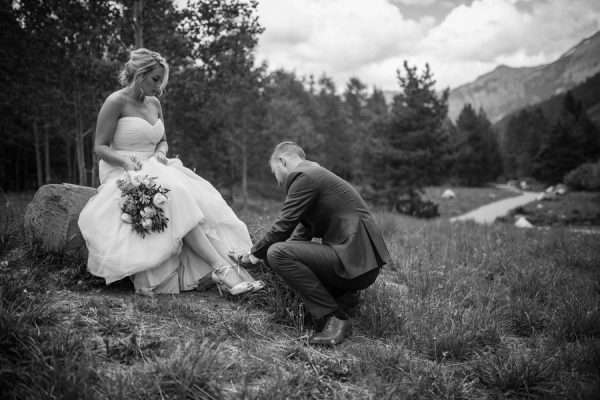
[564,160,600,191]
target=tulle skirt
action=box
[78,156,252,294]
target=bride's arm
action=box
[153,98,168,164]
[94,94,139,170]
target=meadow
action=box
[1,189,599,399]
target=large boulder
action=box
[24,184,97,257]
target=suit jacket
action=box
[252,161,391,279]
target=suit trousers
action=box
[266,240,381,320]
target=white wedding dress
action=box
[78,116,252,294]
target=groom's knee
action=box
[266,242,290,270]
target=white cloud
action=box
[391,0,438,5]
[254,0,600,91]
[256,0,433,87]
[418,0,600,86]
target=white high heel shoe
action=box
[211,266,254,296]
[231,262,265,292]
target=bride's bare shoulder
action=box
[104,89,128,106]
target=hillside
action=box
[448,30,600,123]
[494,71,600,135]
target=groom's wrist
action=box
[247,250,259,264]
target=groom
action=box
[240,141,390,345]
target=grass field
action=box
[423,186,521,219]
[1,189,599,399]
[502,191,600,229]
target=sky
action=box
[178,0,600,91]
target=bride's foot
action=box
[234,263,266,292]
[211,266,253,296]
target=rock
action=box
[555,184,567,195]
[24,184,97,256]
[520,180,529,190]
[441,189,456,199]
[514,217,533,228]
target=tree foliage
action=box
[452,104,503,186]
[366,62,449,217]
[533,92,600,183]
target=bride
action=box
[78,48,262,296]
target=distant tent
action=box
[441,189,456,199]
[515,217,533,228]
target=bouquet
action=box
[116,170,170,238]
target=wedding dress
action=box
[78,116,252,294]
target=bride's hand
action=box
[122,156,141,171]
[154,150,168,164]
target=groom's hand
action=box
[236,250,259,265]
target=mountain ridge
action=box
[447,30,600,123]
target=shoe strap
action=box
[214,265,233,279]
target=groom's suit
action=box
[251,161,390,319]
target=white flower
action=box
[121,213,133,223]
[131,173,143,187]
[142,206,156,218]
[153,193,167,208]
[141,218,153,229]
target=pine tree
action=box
[368,61,449,217]
[502,109,547,179]
[452,104,502,186]
[533,92,600,183]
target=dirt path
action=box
[450,191,541,225]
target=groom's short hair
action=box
[270,141,306,162]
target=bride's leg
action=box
[183,226,245,287]
[183,226,227,267]
[205,236,263,286]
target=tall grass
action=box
[1,191,600,398]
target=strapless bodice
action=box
[111,116,164,152]
[98,116,165,184]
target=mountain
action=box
[447,30,600,123]
[494,70,600,135]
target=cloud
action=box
[390,0,438,6]
[256,0,433,80]
[254,0,600,91]
[419,0,600,86]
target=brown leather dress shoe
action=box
[309,314,352,345]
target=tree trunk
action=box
[133,0,143,49]
[74,87,87,186]
[66,139,73,183]
[44,124,51,184]
[33,121,43,188]
[241,136,248,206]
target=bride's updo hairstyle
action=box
[119,48,169,96]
